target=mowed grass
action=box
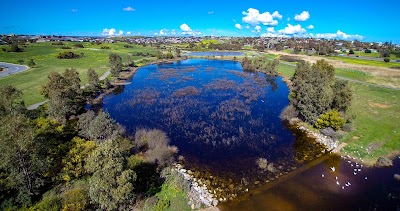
[327,55,400,68]
[0,42,157,105]
[276,63,400,164]
[341,83,400,165]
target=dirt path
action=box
[268,50,400,78]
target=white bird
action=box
[336,181,340,185]
[321,174,325,178]
[261,100,264,103]
[335,176,338,180]
[342,186,344,189]
[365,177,368,180]
[330,167,335,172]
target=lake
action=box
[102,59,326,199]
[185,51,245,57]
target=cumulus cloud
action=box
[102,28,116,36]
[123,6,135,12]
[159,29,167,36]
[180,23,201,36]
[254,25,262,33]
[235,23,243,30]
[267,27,275,33]
[242,8,280,26]
[272,11,282,19]
[171,30,177,35]
[71,9,78,13]
[102,28,124,36]
[126,31,132,35]
[208,11,214,15]
[315,30,364,40]
[278,24,306,35]
[307,25,314,30]
[294,11,310,22]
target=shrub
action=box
[28,59,36,67]
[57,51,83,59]
[256,158,267,170]
[74,43,84,48]
[349,49,355,54]
[17,59,24,64]
[342,123,353,132]
[280,55,303,63]
[100,46,110,49]
[124,44,133,48]
[134,129,178,167]
[315,110,346,130]
[279,104,299,122]
[61,46,72,49]
[364,49,372,53]
[383,58,390,62]
[127,154,145,169]
[52,41,64,45]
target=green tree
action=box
[87,68,99,90]
[175,48,181,57]
[85,140,136,210]
[60,137,96,182]
[292,60,335,124]
[349,49,355,54]
[9,43,22,52]
[315,110,346,130]
[109,53,123,77]
[17,59,24,64]
[332,80,352,112]
[126,55,134,67]
[77,110,121,143]
[42,69,83,123]
[0,114,49,205]
[0,85,25,117]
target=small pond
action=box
[185,51,244,57]
[101,59,326,199]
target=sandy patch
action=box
[369,102,391,108]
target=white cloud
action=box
[180,23,191,32]
[287,17,291,21]
[278,24,306,35]
[272,11,282,19]
[123,6,135,12]
[267,27,275,33]
[235,23,243,30]
[102,28,116,36]
[307,25,314,30]
[171,30,176,35]
[315,30,364,40]
[208,11,214,15]
[294,11,310,22]
[126,31,132,35]
[71,9,78,13]
[261,33,288,38]
[180,23,201,36]
[102,28,124,36]
[242,8,280,26]
[159,29,167,36]
[254,25,261,33]
[245,25,250,29]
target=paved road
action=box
[0,62,29,78]
[27,100,48,110]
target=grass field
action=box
[276,62,400,165]
[0,42,157,105]
[327,55,400,68]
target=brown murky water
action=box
[219,155,400,210]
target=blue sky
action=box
[1,0,399,43]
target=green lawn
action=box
[0,42,157,105]
[341,83,400,165]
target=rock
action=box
[376,156,393,167]
[394,174,400,181]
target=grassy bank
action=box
[327,55,400,68]
[276,62,400,165]
[0,42,156,105]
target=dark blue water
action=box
[102,59,324,191]
[185,51,245,57]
